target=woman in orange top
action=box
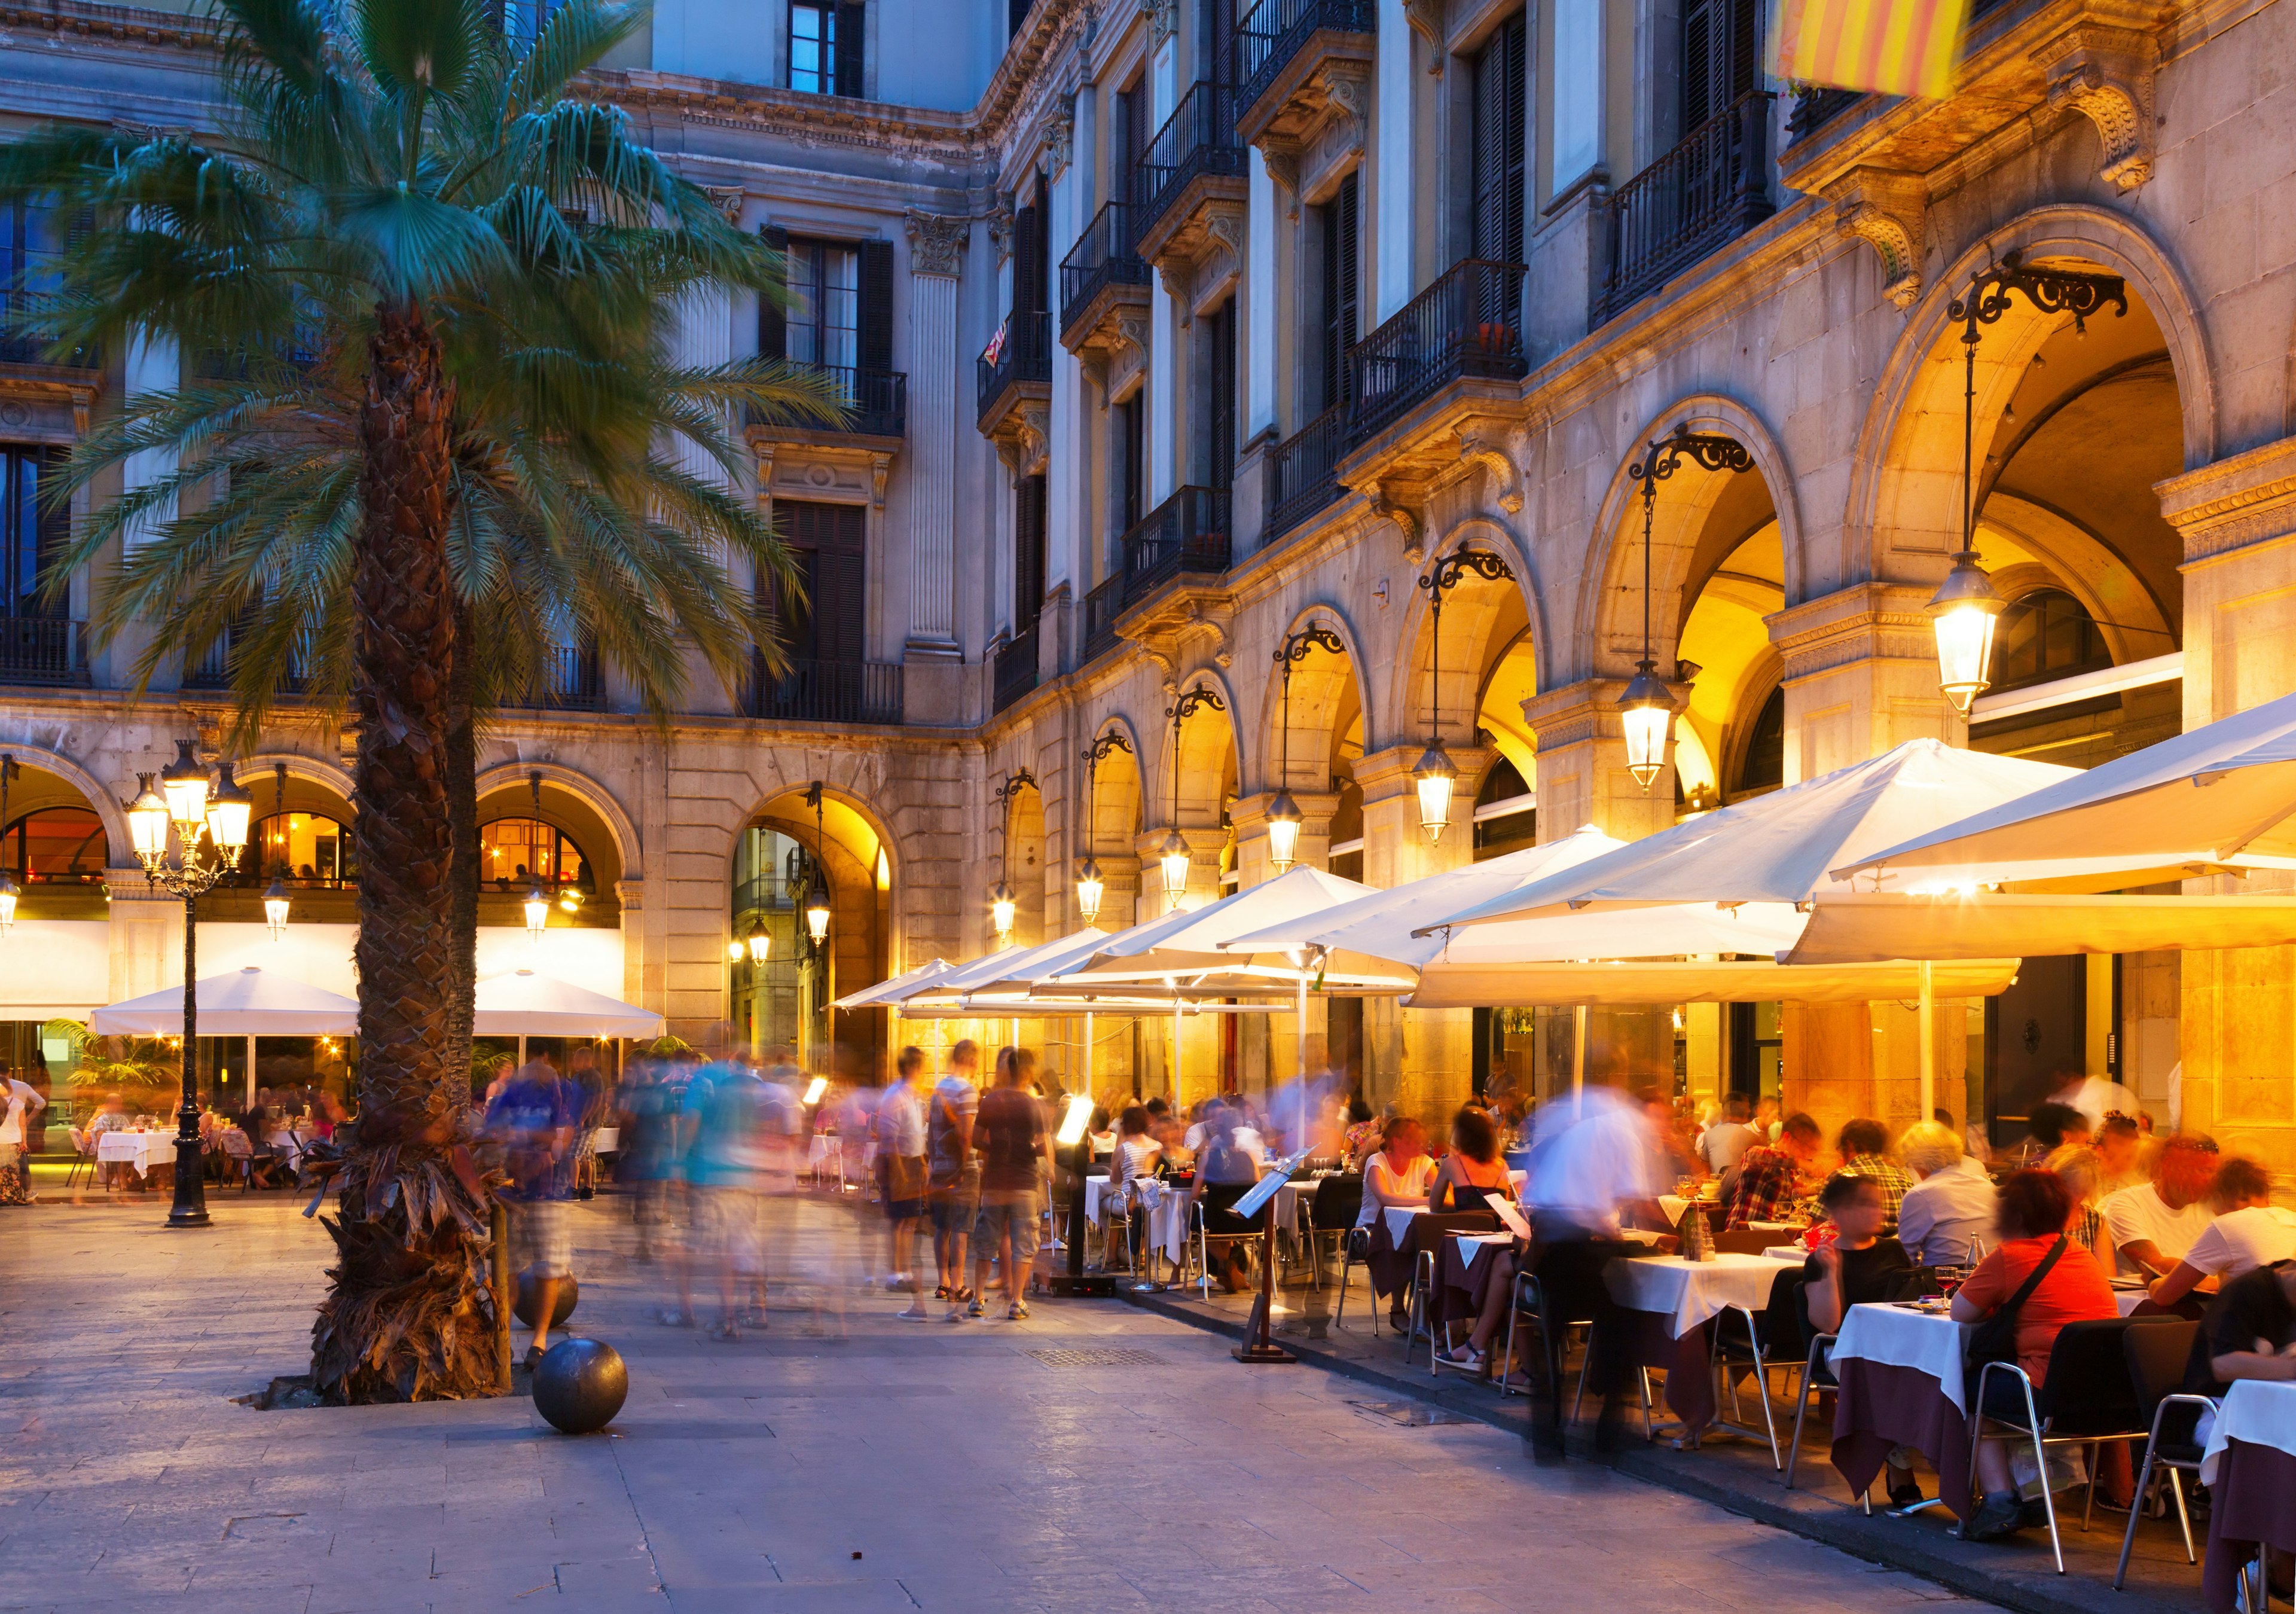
[1949,1168,2119,1542]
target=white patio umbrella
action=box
[1415,741,2068,1111]
[91,965,359,1036]
[830,956,957,1012]
[472,969,664,1039]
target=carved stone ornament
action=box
[2032,24,2157,193]
[1017,404,1051,474]
[989,200,1016,266]
[1260,141,1301,197]
[1324,62,1372,147]
[869,451,891,509]
[1822,167,1926,309]
[704,184,747,223]
[1369,483,1424,560]
[1457,430,1522,516]
[1145,0,1178,46]
[1043,107,1074,178]
[903,210,970,277]
[1402,0,1445,72]
[1115,311,1150,360]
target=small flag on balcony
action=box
[982,318,1007,368]
[1770,0,1969,100]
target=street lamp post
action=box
[1620,425,1752,791]
[129,740,255,1230]
[1415,548,1513,840]
[1268,623,1344,874]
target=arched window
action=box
[478,817,590,895]
[240,811,356,886]
[1734,685,1785,797]
[2,807,105,883]
[1993,588,2111,692]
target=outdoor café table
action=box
[1083,1175,1189,1270]
[1604,1252,1803,1439]
[1828,1301,1975,1521]
[97,1129,182,1179]
[2202,1380,2296,1612]
[590,1125,618,1156]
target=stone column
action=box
[1520,681,1681,843]
[1246,148,1277,440]
[1373,0,1416,322]
[105,867,179,1004]
[1763,582,1962,783]
[1134,825,1228,1106]
[669,284,735,714]
[115,332,179,689]
[902,210,968,660]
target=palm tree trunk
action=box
[311,298,498,1403]
[445,597,477,1102]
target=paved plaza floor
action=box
[0,1190,2001,1614]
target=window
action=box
[1993,588,2112,692]
[785,240,859,371]
[479,817,590,895]
[1470,14,1527,270]
[1680,0,1759,136]
[1735,685,1785,796]
[2,806,103,884]
[1115,394,1146,532]
[1315,173,1360,416]
[791,2,863,97]
[490,0,555,44]
[241,811,356,887]
[0,446,65,620]
[771,499,868,665]
[1115,78,1151,207]
[1014,474,1047,631]
[1204,301,1236,492]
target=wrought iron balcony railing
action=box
[1348,258,1529,441]
[512,643,604,710]
[0,615,86,685]
[1137,78,1245,242]
[976,310,1052,422]
[1058,202,1150,344]
[184,625,309,695]
[1234,0,1376,123]
[746,365,906,439]
[992,624,1040,715]
[747,655,905,725]
[1082,575,1122,664]
[1265,405,1347,539]
[1120,486,1231,603]
[1598,90,1775,324]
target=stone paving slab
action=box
[0,1192,2046,1613]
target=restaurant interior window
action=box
[1733,685,1785,797]
[2,806,103,883]
[480,817,590,895]
[790,1,864,97]
[242,811,356,887]
[1992,588,2111,692]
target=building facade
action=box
[1,0,2292,1155]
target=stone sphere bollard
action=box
[532,1338,628,1434]
[513,1270,579,1329]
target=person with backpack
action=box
[1949,1168,2118,1542]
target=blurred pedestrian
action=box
[970,1046,1047,1320]
[926,1041,980,1319]
[484,1057,577,1368]
[879,1046,929,1309]
[689,1044,772,1339]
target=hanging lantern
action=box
[1412,743,1457,843]
[1074,855,1105,926]
[1928,550,2007,715]
[804,875,832,945]
[989,878,1017,945]
[128,774,170,865]
[523,882,551,940]
[262,875,291,939]
[1618,662,1677,792]
[159,739,210,837]
[1266,788,1303,874]
[206,761,254,856]
[746,919,770,965]
[0,868,17,933]
[727,936,747,963]
[1156,827,1191,910]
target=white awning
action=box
[831,957,957,1011]
[1406,956,2023,1009]
[90,966,360,1037]
[1045,867,1416,994]
[1785,891,2296,965]
[472,970,663,1038]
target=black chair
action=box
[1399,1210,1501,1366]
[1969,1317,2169,1575]
[1336,1225,1381,1334]
[2114,1318,2208,1589]
[1189,1181,1267,1297]
[1708,1265,1807,1467]
[1300,1175,1363,1290]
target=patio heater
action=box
[1268,623,1343,874]
[1414,547,1512,840]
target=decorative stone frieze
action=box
[1822,167,1926,309]
[2033,23,2157,194]
[903,210,970,278]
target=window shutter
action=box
[758,224,789,360]
[1208,303,1236,492]
[857,238,893,373]
[1682,0,1715,132]
[812,548,868,663]
[1015,474,1047,628]
[833,2,865,97]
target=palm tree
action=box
[1,0,845,1401]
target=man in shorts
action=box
[485,1055,577,1369]
[878,1047,929,1312]
[927,1040,980,1322]
[971,1047,1048,1320]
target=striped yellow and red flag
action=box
[1770,0,1970,100]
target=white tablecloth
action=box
[807,1135,841,1167]
[1763,1245,1808,1262]
[1453,1231,1515,1279]
[1604,1253,1803,1339]
[589,1126,619,1155]
[1834,1302,1971,1414]
[1381,1206,1418,1245]
[96,1131,181,1177]
[1085,1177,1188,1265]
[2202,1378,2296,1486]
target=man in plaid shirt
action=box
[1723,1112,1822,1229]
[1836,1116,1916,1237]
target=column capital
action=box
[2156,433,2296,569]
[902,210,969,278]
[1352,743,1493,803]
[1763,582,1940,686]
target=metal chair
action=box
[1707,1265,1806,1467]
[2114,1318,2208,1589]
[1401,1211,1501,1367]
[1335,1225,1381,1335]
[1497,1265,1655,1436]
[1189,1182,1267,1299]
[63,1125,96,1189]
[1300,1174,1363,1290]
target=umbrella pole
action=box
[1173,1000,1183,1103]
[1296,973,1308,1084]
[1918,959,1936,1122]
[518,1035,526,1069]
[1083,1011,1094,1094]
[245,1033,255,1109]
[1572,1005,1586,1098]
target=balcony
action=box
[743,365,906,446]
[1348,259,1529,443]
[1598,91,1775,325]
[183,626,309,696]
[1119,486,1231,611]
[1082,575,1122,664]
[976,310,1052,463]
[511,644,604,712]
[1265,407,1347,539]
[0,615,86,686]
[1135,80,1248,273]
[747,655,905,725]
[0,258,97,372]
[1233,0,1375,154]
[1058,202,1152,361]
[991,624,1039,715]
[1785,86,1862,145]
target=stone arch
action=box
[1572,395,1800,685]
[0,739,129,866]
[1082,712,1147,861]
[474,759,642,882]
[1156,669,1240,831]
[1390,518,1535,757]
[993,768,1047,948]
[1849,204,2217,588]
[1260,603,1368,796]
